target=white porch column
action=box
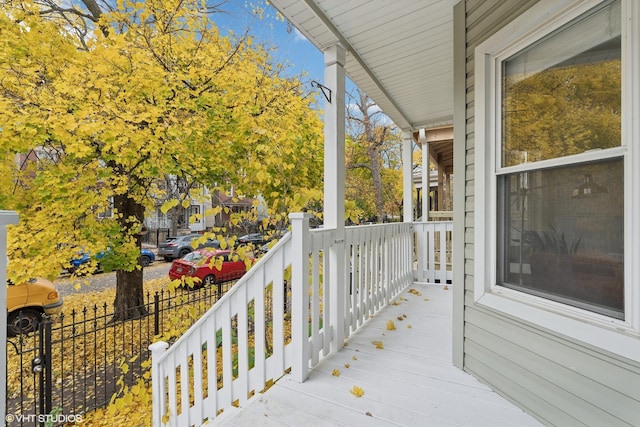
[402,130,413,222]
[323,44,347,352]
[0,211,18,424]
[419,129,430,222]
[324,44,346,229]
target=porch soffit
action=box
[268,0,457,131]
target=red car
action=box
[168,249,253,289]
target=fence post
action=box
[289,212,310,383]
[154,292,160,336]
[35,316,52,426]
[0,211,18,425]
[44,319,52,418]
[149,341,169,427]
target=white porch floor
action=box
[211,283,543,427]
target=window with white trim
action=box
[475,0,640,344]
[499,0,623,319]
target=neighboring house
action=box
[211,189,255,228]
[145,188,255,235]
[412,126,454,217]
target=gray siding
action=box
[461,1,640,426]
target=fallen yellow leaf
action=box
[351,385,364,397]
[386,320,396,330]
[332,369,340,377]
[371,340,384,349]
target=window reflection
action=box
[500,160,624,318]
[501,1,621,167]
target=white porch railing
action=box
[149,215,452,427]
[414,221,453,284]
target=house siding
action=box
[461,1,640,426]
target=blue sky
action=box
[213,1,326,86]
[211,1,374,121]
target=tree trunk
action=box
[113,268,147,320]
[111,193,148,321]
[368,145,385,222]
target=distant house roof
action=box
[214,192,254,207]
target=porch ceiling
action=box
[269,0,458,131]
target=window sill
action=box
[475,289,640,363]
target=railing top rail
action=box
[412,220,453,226]
[345,222,413,230]
[309,227,336,237]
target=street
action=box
[54,261,172,297]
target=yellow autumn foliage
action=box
[0,0,323,286]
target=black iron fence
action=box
[5,281,238,427]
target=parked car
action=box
[236,233,267,247]
[68,248,155,273]
[168,249,253,289]
[7,277,63,336]
[158,234,220,261]
[140,249,156,267]
[236,231,284,248]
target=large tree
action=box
[0,0,322,319]
[346,90,402,223]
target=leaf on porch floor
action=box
[371,340,384,349]
[444,285,449,290]
[392,300,401,305]
[350,386,365,397]
[397,314,407,321]
[352,355,358,360]
[344,363,350,368]
[408,288,422,296]
[332,369,340,377]
[386,320,396,330]
[424,298,430,301]
[407,325,412,329]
